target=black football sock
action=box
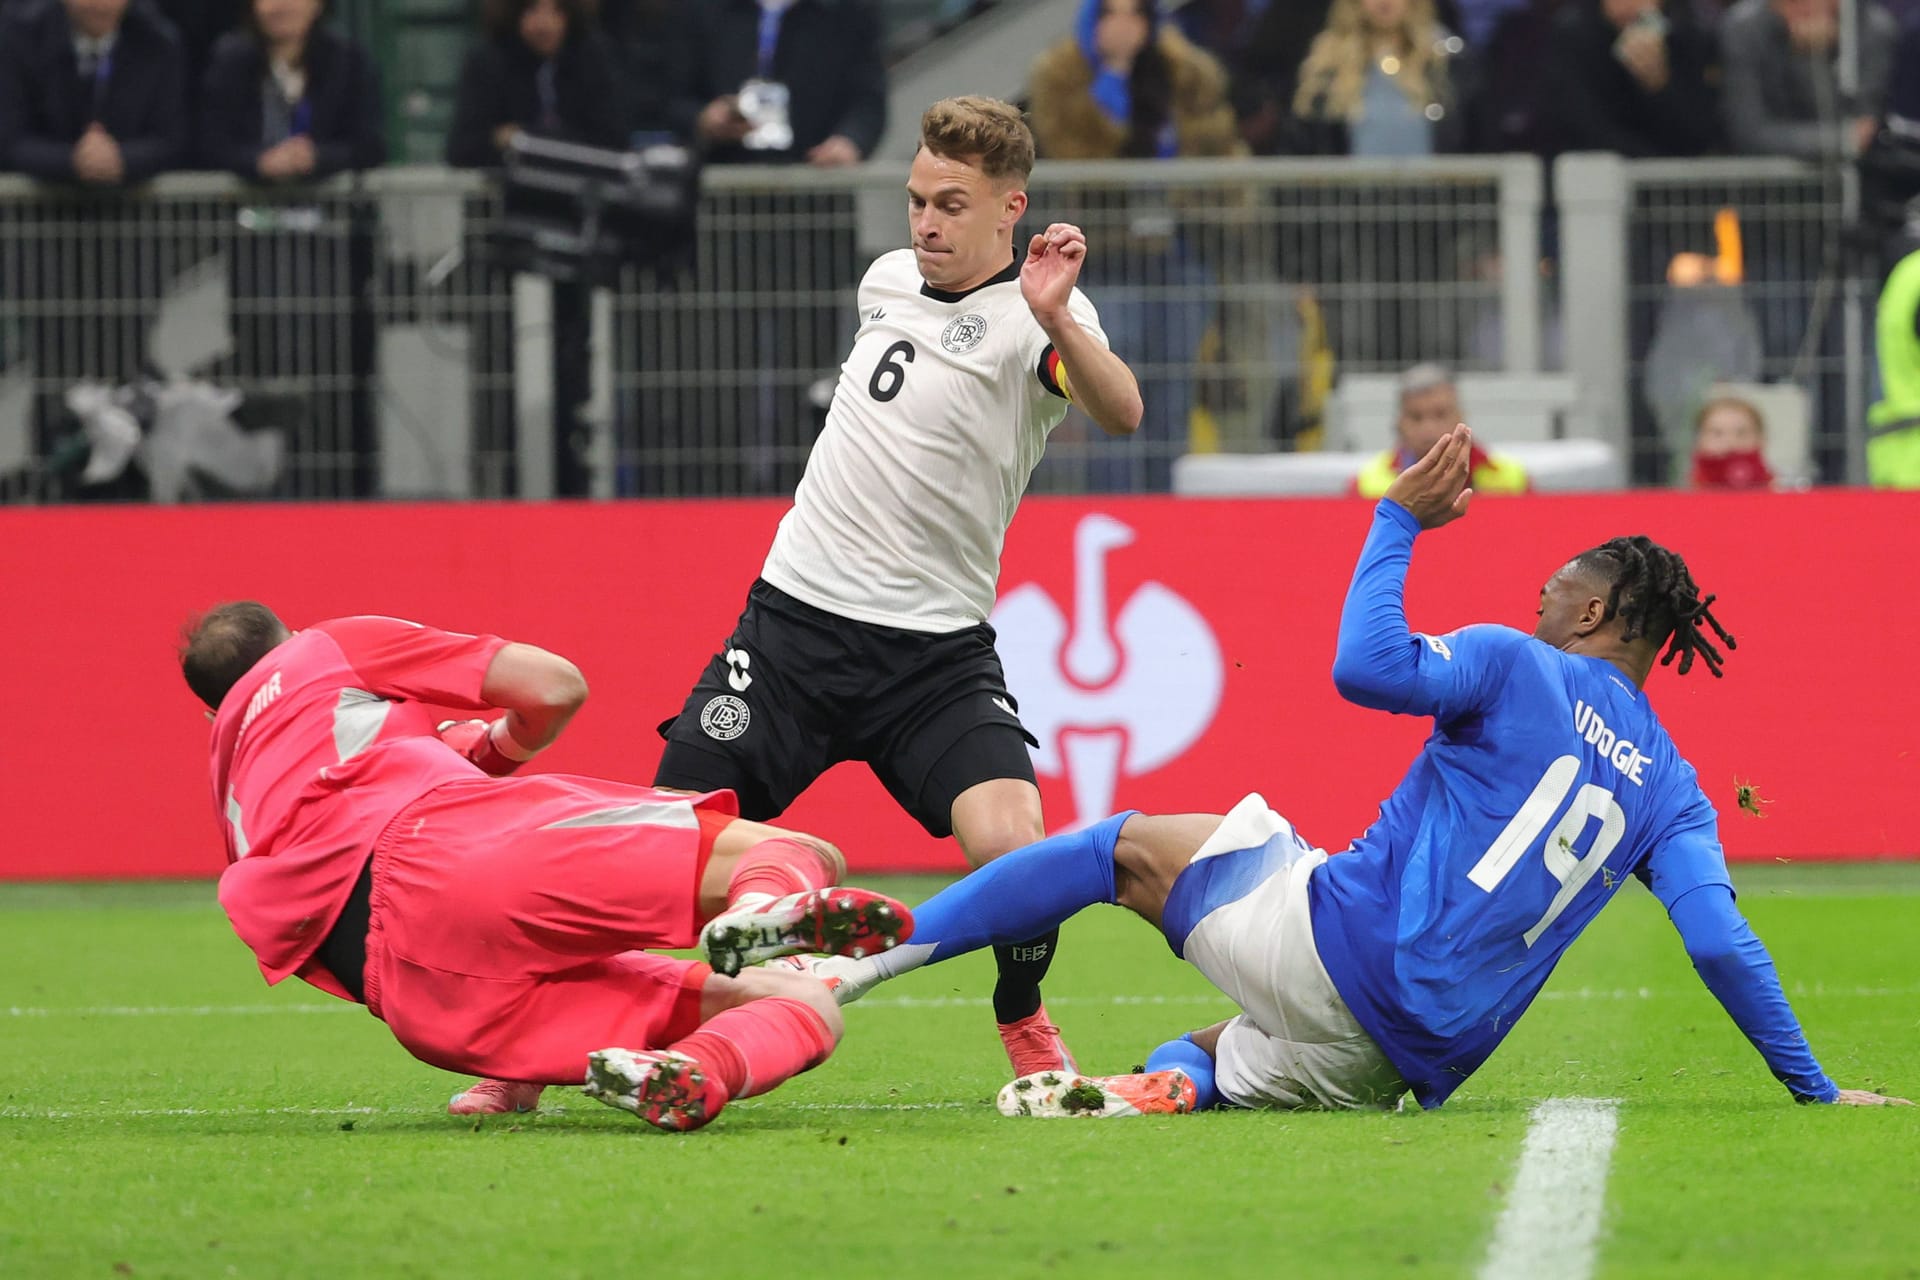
[991,928,1060,1025]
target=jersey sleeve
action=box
[1393,624,1532,723]
[1331,500,1530,721]
[1033,288,1108,403]
[315,615,507,708]
[1634,784,1736,910]
[1641,790,1838,1103]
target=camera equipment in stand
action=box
[486,133,699,285]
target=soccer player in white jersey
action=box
[653,95,1144,1080]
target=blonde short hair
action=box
[918,96,1035,185]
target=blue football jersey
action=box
[1312,595,1736,1108]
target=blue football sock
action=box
[1144,1033,1221,1111]
[876,812,1132,978]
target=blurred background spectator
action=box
[445,0,627,498]
[199,0,384,180]
[1721,0,1894,159]
[1869,207,1920,487]
[1463,0,1563,157]
[599,0,688,138]
[1030,0,1240,159]
[0,0,190,184]
[201,0,384,496]
[1029,0,1241,490]
[153,0,243,116]
[645,0,888,496]
[1227,0,1332,154]
[1167,0,1270,62]
[1688,393,1775,487]
[1544,0,1723,158]
[0,0,193,499]
[1281,0,1481,377]
[670,0,887,168]
[445,0,626,169]
[1355,362,1529,495]
[1,0,1913,503]
[1858,18,1920,226]
[1451,0,1531,44]
[1290,0,1474,157]
[1641,225,1764,480]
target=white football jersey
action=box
[761,248,1107,633]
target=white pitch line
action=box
[3,1003,360,1018]
[0,1105,383,1120]
[1480,1098,1621,1280]
[5,983,1911,1019]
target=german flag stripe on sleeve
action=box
[1036,345,1072,402]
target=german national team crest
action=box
[941,313,988,354]
[700,695,750,741]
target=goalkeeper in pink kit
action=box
[181,603,911,1132]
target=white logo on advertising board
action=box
[992,514,1224,830]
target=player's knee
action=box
[972,831,1033,864]
[956,814,1045,866]
[949,779,1045,865]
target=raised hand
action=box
[1020,222,1087,321]
[1383,426,1476,530]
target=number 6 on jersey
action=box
[869,340,915,402]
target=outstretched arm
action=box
[1331,498,1424,710]
[1667,884,1907,1105]
[1333,429,1488,714]
[1022,223,1142,437]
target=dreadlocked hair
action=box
[1570,536,1736,678]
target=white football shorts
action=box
[1175,793,1407,1111]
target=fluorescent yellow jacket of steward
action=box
[1869,247,1920,489]
[1354,448,1531,499]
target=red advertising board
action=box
[3,489,1916,880]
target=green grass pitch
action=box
[2,864,1916,1279]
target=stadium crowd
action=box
[0,0,1905,184]
[2,0,1917,500]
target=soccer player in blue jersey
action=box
[806,428,1911,1114]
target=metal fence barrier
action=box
[1558,155,1876,487]
[0,168,517,501]
[611,156,1541,497]
[8,152,1872,501]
